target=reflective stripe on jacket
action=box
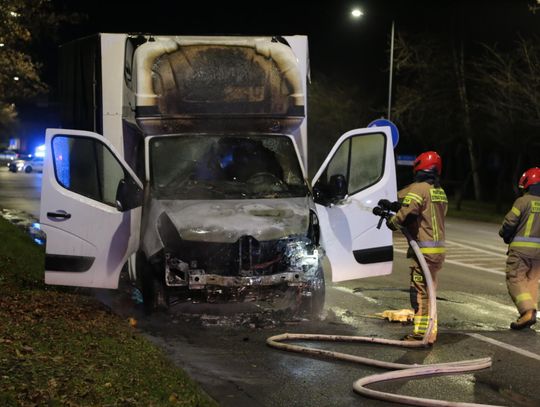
[391,182,448,254]
[500,194,540,258]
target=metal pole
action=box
[387,19,395,120]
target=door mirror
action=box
[313,173,348,206]
[329,174,347,201]
[115,178,143,212]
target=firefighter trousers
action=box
[409,254,444,342]
[505,252,540,314]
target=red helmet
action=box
[413,151,442,175]
[518,167,540,189]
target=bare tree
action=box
[472,37,540,201]
[452,25,482,201]
[529,0,540,14]
[307,72,374,176]
[392,30,481,207]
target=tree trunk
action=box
[453,11,482,201]
[495,152,506,213]
[455,171,471,211]
[512,153,523,197]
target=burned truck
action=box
[40,34,397,315]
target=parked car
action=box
[8,156,44,173]
[0,149,18,162]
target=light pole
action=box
[351,8,395,120]
[387,19,395,120]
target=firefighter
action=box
[387,151,448,344]
[499,167,540,330]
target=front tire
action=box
[299,262,326,319]
[137,251,169,312]
[24,166,32,173]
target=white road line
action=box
[447,240,507,258]
[467,333,540,362]
[394,248,506,276]
[395,239,507,257]
[447,239,508,254]
[331,286,380,304]
[446,254,503,259]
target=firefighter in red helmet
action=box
[387,151,448,344]
[499,167,540,329]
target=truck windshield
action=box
[149,134,309,200]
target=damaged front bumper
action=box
[167,268,306,289]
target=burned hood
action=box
[156,197,310,244]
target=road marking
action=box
[394,236,507,275]
[447,239,507,258]
[467,333,540,362]
[445,238,508,254]
[394,247,506,276]
[331,286,380,304]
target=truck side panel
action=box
[100,34,127,155]
[58,35,102,134]
[283,36,309,172]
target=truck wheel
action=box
[152,277,169,311]
[25,166,32,173]
[137,251,169,312]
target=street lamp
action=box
[351,8,396,120]
[351,8,364,18]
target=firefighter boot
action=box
[510,309,537,330]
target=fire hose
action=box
[267,199,504,407]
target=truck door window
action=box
[318,140,350,186]
[52,136,128,207]
[314,132,386,204]
[348,133,385,194]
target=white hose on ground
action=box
[266,227,505,407]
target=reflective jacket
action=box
[499,192,540,258]
[390,181,448,256]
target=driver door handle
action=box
[47,211,71,219]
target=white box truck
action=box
[40,33,397,313]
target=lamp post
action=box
[351,9,395,120]
[387,19,395,120]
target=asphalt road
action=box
[1,166,539,407]
[0,165,41,218]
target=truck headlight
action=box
[284,238,321,273]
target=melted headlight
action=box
[283,238,323,276]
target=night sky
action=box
[20,0,540,151]
[51,0,539,86]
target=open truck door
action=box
[312,127,397,282]
[40,129,143,289]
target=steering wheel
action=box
[246,172,287,191]
[247,172,282,184]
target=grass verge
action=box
[447,199,506,224]
[0,218,218,407]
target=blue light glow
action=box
[53,137,71,188]
[35,144,46,158]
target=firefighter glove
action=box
[386,216,399,231]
